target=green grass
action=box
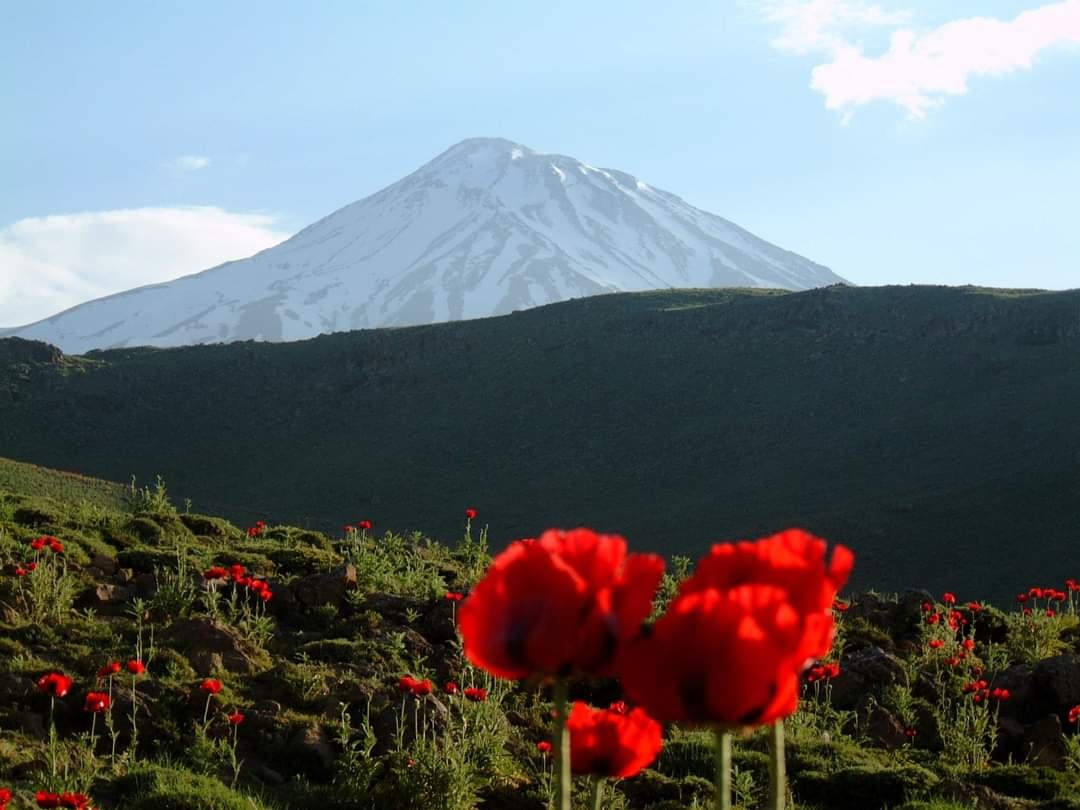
[2,284,1079,604]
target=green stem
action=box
[715,728,732,810]
[90,711,98,757]
[768,720,786,810]
[590,776,603,810]
[130,676,139,762]
[552,680,572,810]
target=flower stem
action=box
[552,679,572,810]
[590,776,603,810]
[715,728,732,810]
[768,720,786,810]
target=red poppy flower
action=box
[1016,593,1030,604]
[566,701,663,778]
[229,564,247,579]
[35,792,61,809]
[31,537,47,551]
[679,529,853,664]
[358,520,372,530]
[536,740,552,753]
[445,591,465,602]
[1068,705,1080,724]
[258,589,273,602]
[60,792,91,809]
[344,525,355,534]
[37,672,73,698]
[942,592,956,605]
[990,688,1011,701]
[465,508,478,520]
[49,540,64,554]
[1067,579,1080,593]
[823,662,841,679]
[27,562,38,571]
[1047,608,1058,617]
[227,711,245,725]
[464,687,488,702]
[967,601,982,612]
[920,601,932,613]
[1030,587,1045,599]
[126,660,146,676]
[904,728,917,738]
[444,682,459,696]
[928,639,945,649]
[1023,607,1033,616]
[235,576,253,588]
[961,638,975,651]
[84,691,110,713]
[458,528,664,679]
[200,679,223,694]
[622,586,802,727]
[15,566,27,577]
[398,675,433,696]
[97,662,121,679]
[202,567,228,580]
[945,657,962,667]
[248,580,268,593]
[927,612,941,625]
[0,788,12,805]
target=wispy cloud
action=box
[760,0,1080,120]
[0,207,289,327]
[170,154,211,171]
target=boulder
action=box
[1022,714,1067,768]
[293,564,357,609]
[830,647,906,710]
[286,725,337,779]
[1033,654,1080,711]
[166,618,260,676]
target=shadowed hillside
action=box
[1,284,1078,603]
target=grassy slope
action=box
[1,285,1079,604]
[2,464,1080,809]
[0,456,129,512]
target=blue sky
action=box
[1,0,1078,325]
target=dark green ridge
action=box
[2,284,1079,604]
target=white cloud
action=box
[761,1,1080,119]
[170,155,211,171]
[0,207,290,328]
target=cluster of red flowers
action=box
[398,675,434,696]
[202,564,273,602]
[30,535,65,554]
[458,525,852,778]
[12,560,39,576]
[436,681,488,702]
[805,662,841,683]
[345,520,373,534]
[1015,582,1077,616]
[96,662,121,679]
[34,791,92,808]
[246,520,268,538]
[961,679,1010,703]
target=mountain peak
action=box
[7,141,846,353]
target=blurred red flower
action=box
[458,528,664,679]
[84,691,110,713]
[97,662,121,679]
[200,679,223,695]
[37,672,73,698]
[465,508,478,520]
[202,567,228,580]
[942,592,956,605]
[358,520,372,530]
[445,592,465,602]
[126,660,146,676]
[228,711,245,725]
[566,701,663,778]
[464,687,488,702]
[35,793,61,809]
[444,681,459,696]
[536,740,552,753]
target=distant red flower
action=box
[967,602,982,612]
[49,540,64,554]
[35,793,61,809]
[126,660,146,676]
[27,562,38,571]
[1067,579,1080,593]
[199,679,223,695]
[15,566,27,577]
[942,592,956,605]
[1050,591,1067,602]
[97,662,121,679]
[1068,705,1080,725]
[202,567,228,580]
[248,580,268,593]
[60,792,91,809]
[1016,593,1030,604]
[536,740,552,754]
[227,711,245,725]
[37,672,73,698]
[235,576,253,588]
[464,687,488,702]
[928,639,945,650]
[609,700,628,715]
[458,528,664,679]
[465,508,478,520]
[84,691,110,713]
[0,787,12,806]
[963,679,989,694]
[920,601,933,613]
[30,537,47,551]
[927,612,941,625]
[1023,607,1033,616]
[258,589,273,602]
[444,681,459,696]
[344,525,355,534]
[566,701,663,778]
[990,688,1011,701]
[961,638,975,651]
[945,657,962,667]
[358,520,372,531]
[1047,608,1057,617]
[1029,587,1044,599]
[445,591,465,602]
[398,675,433,696]
[904,728,917,739]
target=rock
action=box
[167,618,260,676]
[830,647,906,710]
[251,761,285,786]
[1022,714,1067,768]
[1033,654,1080,712]
[90,553,119,575]
[858,702,909,750]
[994,715,1025,764]
[287,725,337,779]
[16,710,47,739]
[990,664,1037,722]
[294,564,357,609]
[0,673,36,702]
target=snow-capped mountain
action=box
[3,138,845,354]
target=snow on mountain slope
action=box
[4,138,846,354]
